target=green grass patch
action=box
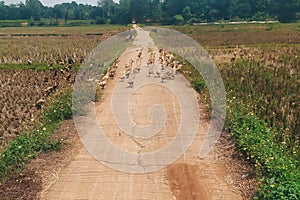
[191,79,206,93]
[0,89,73,182]
[228,111,300,200]
[0,63,80,71]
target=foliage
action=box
[172,14,184,25]
[228,111,300,200]
[0,0,299,24]
[217,46,300,199]
[220,51,300,158]
[0,90,73,182]
[0,63,78,70]
[42,90,73,123]
[0,123,61,180]
[191,79,206,93]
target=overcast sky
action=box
[3,0,119,7]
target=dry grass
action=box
[0,26,128,64]
[208,45,300,156]
[0,68,76,149]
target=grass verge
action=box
[228,111,300,199]
[0,63,80,71]
[0,89,73,183]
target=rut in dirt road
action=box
[41,25,244,200]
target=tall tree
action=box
[229,0,252,19]
[149,0,162,22]
[25,0,44,20]
[273,0,299,22]
[117,0,131,23]
[0,1,10,20]
[129,0,148,23]
[0,0,297,24]
[98,0,115,18]
[163,0,188,19]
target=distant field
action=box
[170,23,300,33]
[0,25,128,34]
[0,25,128,65]
[0,23,298,65]
[169,23,300,46]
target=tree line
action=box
[0,0,299,24]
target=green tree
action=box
[149,0,162,22]
[25,0,44,20]
[273,0,299,22]
[163,0,188,20]
[182,6,193,22]
[0,1,10,20]
[98,0,115,18]
[129,0,148,23]
[173,14,184,25]
[208,0,230,20]
[207,9,219,22]
[229,0,252,19]
[117,0,131,23]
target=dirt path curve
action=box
[42,26,243,200]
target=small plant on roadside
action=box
[43,90,73,123]
[191,79,206,93]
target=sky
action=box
[3,0,119,7]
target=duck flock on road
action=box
[98,48,184,89]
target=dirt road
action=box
[41,26,243,200]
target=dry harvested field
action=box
[0,26,127,148]
[0,68,76,149]
[0,23,299,199]
[172,23,300,46]
[0,26,127,64]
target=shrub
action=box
[43,90,73,123]
[228,111,300,199]
[191,79,206,93]
[37,21,46,27]
[173,15,184,25]
[96,17,106,25]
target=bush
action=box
[43,91,73,123]
[0,21,22,27]
[173,15,184,25]
[252,12,271,21]
[96,17,106,25]
[188,18,202,25]
[228,111,300,199]
[49,21,59,26]
[191,79,206,93]
[37,21,46,27]
[29,21,35,26]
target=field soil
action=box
[32,26,255,199]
